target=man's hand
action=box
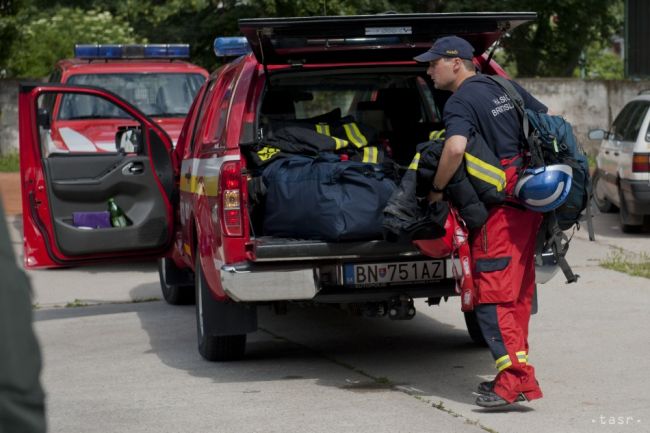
[428,191,444,204]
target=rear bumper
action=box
[221,263,320,302]
[220,261,459,303]
[620,179,650,215]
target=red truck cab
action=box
[44,44,208,152]
[19,14,541,362]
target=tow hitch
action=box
[387,296,416,320]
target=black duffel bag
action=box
[262,154,397,241]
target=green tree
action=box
[5,6,141,78]
[576,41,624,80]
[439,0,623,77]
[0,0,28,76]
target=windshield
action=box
[58,73,205,119]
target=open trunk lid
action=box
[239,12,536,65]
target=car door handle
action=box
[122,162,144,175]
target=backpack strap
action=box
[485,75,544,167]
[546,212,580,283]
[486,75,529,136]
[585,183,596,242]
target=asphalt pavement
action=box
[6,211,650,433]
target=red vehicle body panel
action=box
[20,85,176,268]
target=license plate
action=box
[343,259,446,287]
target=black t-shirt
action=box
[443,75,548,159]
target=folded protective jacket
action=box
[383,136,493,241]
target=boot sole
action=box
[475,393,526,408]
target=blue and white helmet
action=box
[514,164,573,212]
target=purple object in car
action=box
[72,211,111,229]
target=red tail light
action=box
[220,161,243,236]
[632,153,650,173]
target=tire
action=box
[592,171,615,213]
[618,186,643,233]
[195,253,247,362]
[158,258,195,305]
[464,311,487,347]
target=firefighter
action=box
[414,36,548,408]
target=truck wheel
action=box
[195,254,248,361]
[464,311,487,347]
[158,258,195,305]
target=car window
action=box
[200,68,237,151]
[623,102,649,142]
[611,103,636,140]
[188,78,216,154]
[612,101,648,141]
[37,91,143,156]
[59,73,205,119]
[294,90,357,118]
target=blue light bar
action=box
[74,44,190,59]
[213,37,251,58]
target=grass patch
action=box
[131,297,161,303]
[0,152,19,172]
[65,298,90,308]
[600,248,650,279]
[586,153,597,170]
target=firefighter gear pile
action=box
[248,116,385,168]
[261,153,396,241]
[246,113,398,241]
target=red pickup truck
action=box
[19,13,546,361]
[42,44,207,152]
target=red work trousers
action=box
[470,202,543,403]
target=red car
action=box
[20,13,542,361]
[42,44,208,153]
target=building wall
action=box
[2,78,650,156]
[0,80,19,155]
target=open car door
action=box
[19,83,176,269]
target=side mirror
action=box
[115,127,142,153]
[588,129,606,141]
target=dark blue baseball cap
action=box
[414,35,475,63]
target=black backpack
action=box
[487,75,595,283]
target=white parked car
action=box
[589,92,650,232]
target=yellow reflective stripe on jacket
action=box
[342,122,368,148]
[333,137,348,150]
[429,129,446,140]
[257,146,281,162]
[464,152,506,192]
[362,146,378,163]
[495,354,512,372]
[516,351,527,364]
[408,153,421,171]
[315,123,331,136]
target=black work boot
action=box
[475,391,526,408]
[477,380,495,395]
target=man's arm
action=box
[429,134,467,202]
